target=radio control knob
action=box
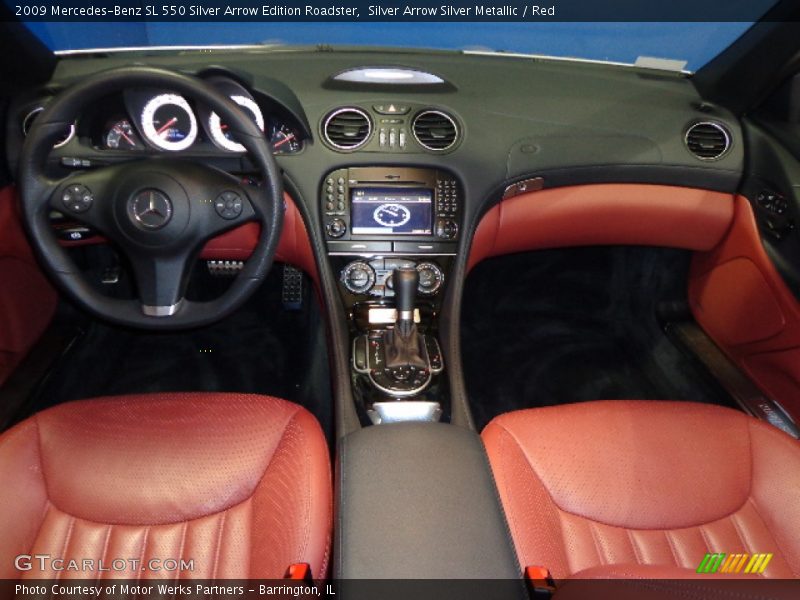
[326,218,347,238]
[436,218,458,240]
[416,262,444,295]
[341,261,376,294]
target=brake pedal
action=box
[282,265,304,310]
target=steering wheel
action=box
[18,66,284,329]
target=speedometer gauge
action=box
[208,95,264,153]
[141,93,197,151]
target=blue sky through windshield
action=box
[28,22,756,72]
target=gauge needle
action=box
[114,127,135,146]
[273,133,296,149]
[156,117,177,136]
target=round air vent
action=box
[684,121,731,161]
[412,110,459,152]
[323,107,372,150]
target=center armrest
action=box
[335,421,522,581]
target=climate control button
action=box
[416,262,444,295]
[341,261,377,294]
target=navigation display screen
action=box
[350,187,433,235]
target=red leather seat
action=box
[0,392,331,579]
[482,401,800,579]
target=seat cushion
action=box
[0,392,332,579]
[482,400,800,579]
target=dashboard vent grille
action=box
[412,110,459,151]
[323,108,371,150]
[685,122,731,160]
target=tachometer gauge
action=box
[104,119,142,150]
[269,121,302,154]
[141,93,197,151]
[208,95,264,153]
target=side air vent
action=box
[323,108,372,150]
[684,121,731,161]
[412,110,459,152]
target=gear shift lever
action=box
[394,267,418,337]
[384,267,427,371]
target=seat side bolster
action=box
[0,418,49,578]
[748,419,800,577]
[482,420,572,579]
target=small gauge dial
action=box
[104,119,142,150]
[141,93,197,151]
[208,95,264,153]
[373,203,411,228]
[23,107,75,148]
[269,120,302,154]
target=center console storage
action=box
[335,422,523,586]
[321,166,461,425]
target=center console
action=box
[320,166,461,424]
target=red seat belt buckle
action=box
[525,565,556,598]
[284,563,313,582]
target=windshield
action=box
[26,20,765,73]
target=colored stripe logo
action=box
[696,552,773,574]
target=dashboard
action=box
[3,48,753,283]
[4,49,755,259]
[5,49,746,195]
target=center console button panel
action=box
[321,166,459,425]
[339,258,445,298]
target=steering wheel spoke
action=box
[49,167,118,232]
[128,251,193,316]
[193,180,259,241]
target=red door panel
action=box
[689,196,800,418]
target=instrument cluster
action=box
[98,76,304,155]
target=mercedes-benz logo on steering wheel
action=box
[130,189,173,230]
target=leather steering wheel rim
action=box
[18,66,284,330]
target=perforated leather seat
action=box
[0,392,332,579]
[482,401,800,579]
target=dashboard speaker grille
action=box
[685,121,731,160]
[323,108,371,150]
[412,110,459,151]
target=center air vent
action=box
[412,110,459,152]
[684,121,731,161]
[323,108,372,150]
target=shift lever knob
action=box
[394,267,418,326]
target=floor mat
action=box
[23,265,333,440]
[461,247,733,431]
